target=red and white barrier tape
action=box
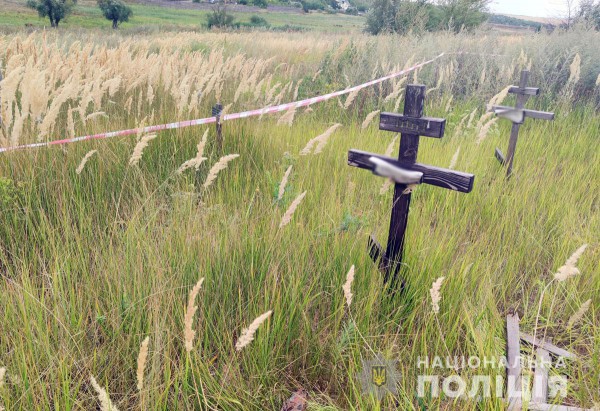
[0,53,444,154]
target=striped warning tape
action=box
[0,53,444,154]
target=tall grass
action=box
[0,28,599,410]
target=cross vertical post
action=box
[491,70,554,178]
[505,70,529,176]
[380,84,425,283]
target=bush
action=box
[238,0,248,4]
[272,24,305,31]
[300,0,325,12]
[97,0,132,29]
[26,0,76,27]
[249,15,269,26]
[252,0,268,8]
[328,0,340,9]
[205,4,237,28]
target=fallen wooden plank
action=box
[529,402,591,411]
[532,348,550,404]
[507,313,522,411]
[520,333,577,360]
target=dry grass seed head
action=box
[76,150,98,175]
[280,191,307,228]
[136,336,150,391]
[342,265,355,307]
[430,277,445,314]
[184,277,205,353]
[277,165,293,201]
[90,375,119,411]
[203,154,240,188]
[235,310,273,351]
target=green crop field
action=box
[0,22,599,411]
[0,0,364,32]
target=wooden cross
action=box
[491,70,554,177]
[348,84,475,285]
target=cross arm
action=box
[348,149,475,193]
[369,157,424,185]
[508,86,540,96]
[491,105,554,121]
[379,112,446,138]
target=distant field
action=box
[0,0,365,32]
[502,13,565,26]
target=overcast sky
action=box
[489,0,579,17]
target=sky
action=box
[489,0,580,18]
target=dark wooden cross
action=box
[491,70,554,177]
[348,84,475,285]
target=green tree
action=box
[366,0,434,35]
[97,0,133,29]
[206,4,236,28]
[394,0,432,34]
[26,0,77,28]
[365,0,396,34]
[252,0,268,8]
[438,0,489,33]
[578,0,600,29]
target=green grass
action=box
[0,0,365,32]
[0,30,599,410]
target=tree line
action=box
[22,0,600,32]
[365,0,489,34]
[26,0,132,28]
[365,0,600,35]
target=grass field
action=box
[0,28,599,410]
[0,0,364,32]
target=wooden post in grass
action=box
[348,84,475,286]
[506,313,522,411]
[491,70,554,177]
[212,102,223,151]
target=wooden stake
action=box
[532,347,550,405]
[506,313,522,411]
[520,333,576,359]
[213,103,223,151]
